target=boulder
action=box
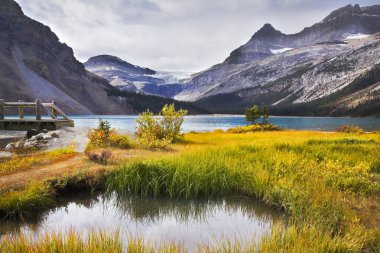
[41,129,49,133]
[35,133,44,140]
[15,140,25,149]
[27,129,40,139]
[24,141,36,149]
[42,134,52,140]
[51,132,60,138]
[5,143,16,150]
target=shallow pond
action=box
[0,193,283,250]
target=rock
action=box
[35,143,47,149]
[15,140,25,149]
[35,133,44,140]
[30,135,38,141]
[24,142,36,149]
[42,134,52,140]
[5,143,16,150]
[51,132,60,138]
[27,129,40,139]
[41,129,49,133]
[0,151,13,158]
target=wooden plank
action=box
[4,102,36,107]
[18,100,24,119]
[0,100,73,130]
[42,104,57,120]
[36,99,41,120]
[50,104,70,120]
[0,99,4,120]
[51,101,57,118]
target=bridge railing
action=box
[0,99,70,121]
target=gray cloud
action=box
[16,0,379,72]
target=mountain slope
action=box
[225,4,380,65]
[0,0,127,114]
[172,4,380,116]
[84,55,190,97]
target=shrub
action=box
[135,104,187,149]
[245,105,261,124]
[227,123,281,133]
[84,150,113,164]
[336,125,364,134]
[88,119,131,149]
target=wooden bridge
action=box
[0,99,74,131]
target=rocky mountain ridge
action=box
[166,4,380,116]
[0,0,127,114]
[84,54,190,96]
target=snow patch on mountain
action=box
[152,71,192,84]
[344,33,370,40]
[270,48,293,54]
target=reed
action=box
[0,230,123,253]
[106,131,380,235]
[0,225,371,253]
[0,181,54,219]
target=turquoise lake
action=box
[70,115,380,132]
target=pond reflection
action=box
[1,192,283,250]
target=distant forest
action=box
[106,89,209,115]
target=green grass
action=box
[0,146,76,176]
[0,225,372,253]
[226,123,281,133]
[0,182,54,220]
[0,230,123,253]
[1,130,380,251]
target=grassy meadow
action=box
[0,128,380,252]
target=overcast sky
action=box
[16,0,379,72]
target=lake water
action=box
[70,115,380,132]
[0,193,282,250]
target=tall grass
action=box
[0,225,371,253]
[0,230,123,253]
[0,182,54,220]
[107,132,380,236]
[1,131,379,251]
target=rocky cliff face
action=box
[169,4,380,116]
[225,4,380,65]
[0,0,127,114]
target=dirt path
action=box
[0,154,85,190]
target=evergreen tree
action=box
[262,105,269,124]
[245,105,260,125]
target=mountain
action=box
[84,55,190,97]
[225,4,380,65]
[170,4,380,116]
[0,0,129,114]
[0,0,204,115]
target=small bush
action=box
[85,150,113,164]
[336,125,364,134]
[88,119,131,149]
[135,104,187,149]
[227,123,281,133]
